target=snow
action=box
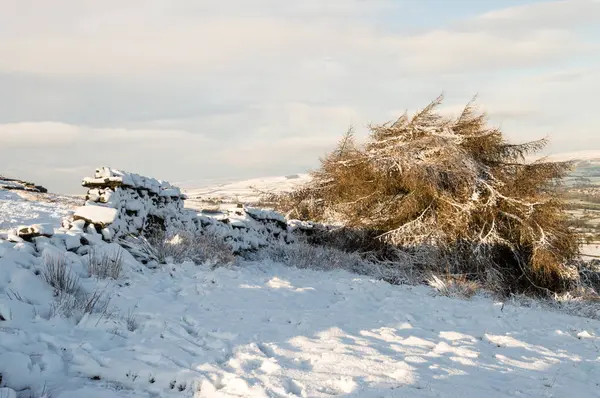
[73,205,119,227]
[582,244,600,259]
[2,175,600,397]
[0,388,17,398]
[545,150,600,163]
[184,174,311,206]
[0,251,599,397]
[0,190,73,238]
[84,167,184,198]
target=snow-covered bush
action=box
[49,285,111,321]
[86,247,123,279]
[123,229,236,267]
[261,242,417,285]
[125,308,139,332]
[265,242,364,271]
[427,274,481,299]
[577,259,600,294]
[272,95,579,294]
[40,252,112,321]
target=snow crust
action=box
[0,245,599,397]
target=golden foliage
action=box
[273,95,580,294]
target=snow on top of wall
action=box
[83,167,185,198]
[73,205,119,227]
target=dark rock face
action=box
[0,176,48,193]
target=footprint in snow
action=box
[284,378,306,397]
[257,342,277,358]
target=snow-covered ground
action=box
[0,190,78,238]
[546,150,600,163]
[1,245,599,398]
[184,174,311,208]
[1,185,600,397]
[582,243,600,259]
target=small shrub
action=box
[81,286,112,316]
[427,274,481,299]
[41,253,113,321]
[49,287,111,321]
[86,247,123,279]
[263,242,418,285]
[194,232,237,267]
[43,264,112,323]
[125,308,139,332]
[143,229,235,266]
[42,253,81,296]
[575,259,600,296]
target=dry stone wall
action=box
[46,167,302,257]
[66,167,194,241]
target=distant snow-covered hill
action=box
[547,150,600,186]
[546,150,600,164]
[184,174,311,209]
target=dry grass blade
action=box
[87,247,123,279]
[42,253,81,296]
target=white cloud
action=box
[474,0,600,31]
[0,0,598,192]
[0,122,80,146]
[0,102,358,192]
[0,0,596,77]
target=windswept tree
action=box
[274,95,580,294]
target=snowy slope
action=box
[582,243,600,259]
[1,184,600,397]
[547,150,600,186]
[546,150,600,164]
[1,247,599,398]
[0,190,80,238]
[184,174,311,207]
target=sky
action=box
[0,0,599,194]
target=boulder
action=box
[73,205,119,228]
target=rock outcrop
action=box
[0,176,47,193]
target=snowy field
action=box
[0,190,78,238]
[582,243,600,259]
[3,254,600,398]
[1,182,600,397]
[184,175,311,209]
